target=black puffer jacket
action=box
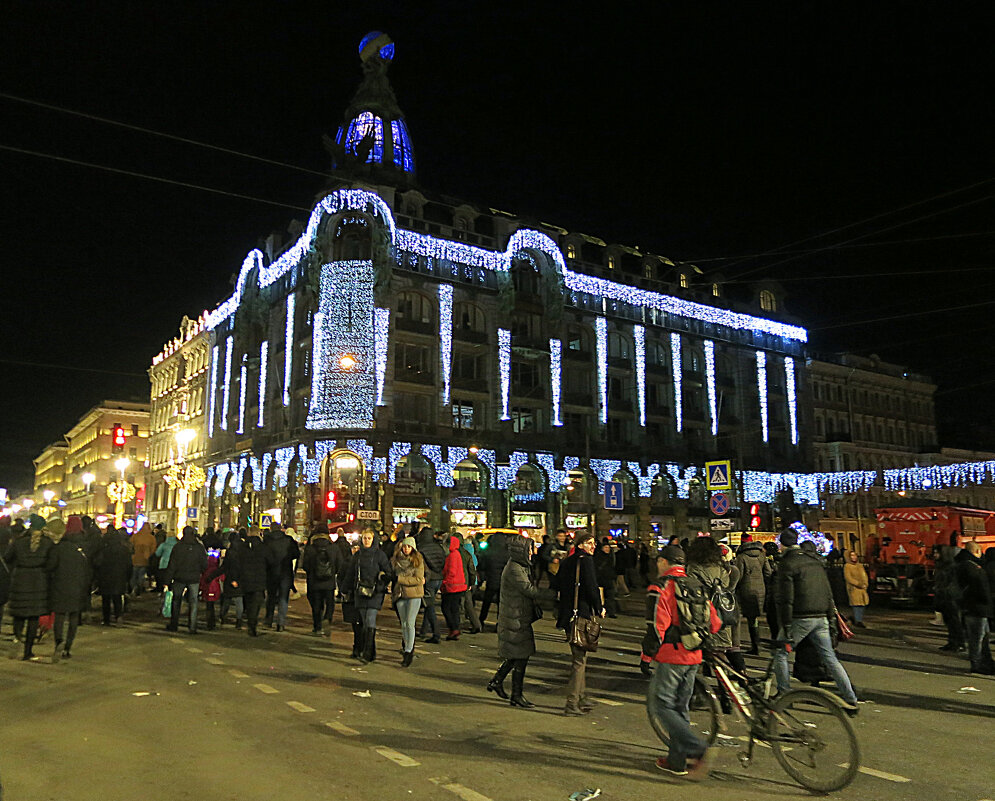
[231,536,268,593]
[497,537,539,660]
[167,536,208,585]
[556,550,603,628]
[263,529,300,581]
[734,541,771,618]
[593,548,616,588]
[303,535,342,591]
[93,535,132,595]
[774,546,835,627]
[480,531,510,584]
[417,531,447,582]
[48,534,91,613]
[955,548,993,618]
[5,532,54,617]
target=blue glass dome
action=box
[336,113,415,173]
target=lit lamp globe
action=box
[176,428,196,448]
[115,457,130,475]
[82,472,96,490]
[23,499,34,509]
[339,354,358,370]
[43,489,55,503]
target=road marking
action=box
[286,701,315,713]
[374,746,420,767]
[439,657,466,664]
[480,668,496,675]
[845,765,911,783]
[324,720,360,736]
[229,669,250,679]
[186,647,203,654]
[205,657,224,665]
[429,778,494,801]
[253,683,279,694]
[169,638,184,644]
[594,697,624,706]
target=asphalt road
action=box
[1,589,992,801]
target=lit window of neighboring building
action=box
[760,289,777,312]
[679,273,689,289]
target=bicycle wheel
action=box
[766,688,860,793]
[648,676,720,749]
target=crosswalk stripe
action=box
[439,657,466,665]
[324,720,360,736]
[205,657,224,665]
[852,766,911,783]
[185,647,203,654]
[229,669,250,678]
[374,746,420,767]
[432,781,493,801]
[286,701,315,713]
[594,697,624,706]
[253,683,279,694]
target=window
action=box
[647,340,668,367]
[131,424,139,436]
[511,259,541,295]
[396,292,434,325]
[644,263,655,279]
[607,332,631,361]
[566,325,591,352]
[129,447,137,459]
[511,312,544,344]
[454,303,486,333]
[711,283,720,297]
[759,289,777,312]
[395,392,433,424]
[452,351,486,382]
[607,416,630,443]
[511,406,537,433]
[566,244,577,260]
[679,273,689,289]
[452,400,476,430]
[511,360,541,394]
[609,376,632,403]
[394,342,433,382]
[607,255,616,270]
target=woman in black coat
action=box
[47,516,91,659]
[4,515,54,660]
[234,529,269,636]
[556,531,604,715]
[93,530,132,625]
[344,529,391,664]
[487,535,540,707]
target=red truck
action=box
[867,503,995,604]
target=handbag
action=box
[161,589,174,618]
[836,611,855,642]
[567,560,601,652]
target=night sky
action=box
[3,2,994,490]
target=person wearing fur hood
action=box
[4,514,54,660]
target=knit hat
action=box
[779,529,799,547]
[657,544,686,564]
[65,516,83,536]
[573,530,596,548]
[312,523,329,535]
[401,536,417,549]
[28,513,46,531]
[45,517,66,540]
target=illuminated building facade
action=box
[200,33,810,541]
[32,442,68,513]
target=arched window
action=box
[333,219,372,260]
[607,332,631,361]
[759,290,777,312]
[454,302,486,333]
[607,255,617,270]
[679,273,690,289]
[511,256,541,295]
[647,339,668,367]
[566,243,577,260]
[396,292,435,325]
[651,474,677,504]
[711,283,721,297]
[566,324,592,353]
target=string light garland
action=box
[237,355,247,434]
[283,294,295,407]
[634,325,646,427]
[498,328,511,421]
[207,344,218,438]
[596,317,608,424]
[757,351,768,443]
[374,307,389,406]
[549,339,563,427]
[220,337,233,431]
[785,356,798,445]
[257,341,268,428]
[439,283,453,405]
[306,260,376,430]
[671,333,683,432]
[388,441,412,484]
[704,340,717,436]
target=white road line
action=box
[286,701,315,713]
[480,668,495,675]
[253,683,279,694]
[169,638,184,644]
[846,765,911,783]
[185,647,203,654]
[229,669,250,679]
[374,746,420,767]
[594,698,624,706]
[204,657,224,665]
[439,657,466,664]
[324,720,360,736]
[429,778,494,801]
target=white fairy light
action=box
[704,340,717,436]
[550,339,563,426]
[439,283,453,405]
[671,332,682,432]
[785,356,798,445]
[283,293,295,407]
[220,336,233,431]
[634,325,646,427]
[207,344,218,438]
[237,355,247,435]
[596,317,608,424]
[498,328,511,421]
[374,307,390,406]
[757,351,768,443]
[258,341,268,428]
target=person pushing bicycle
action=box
[642,544,722,780]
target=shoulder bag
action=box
[567,559,601,652]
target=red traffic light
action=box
[749,504,761,530]
[325,490,337,511]
[112,426,126,450]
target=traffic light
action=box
[748,504,761,530]
[743,502,772,531]
[112,425,126,453]
[325,490,337,511]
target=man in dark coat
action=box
[263,522,300,632]
[4,515,54,659]
[593,538,619,618]
[47,516,90,660]
[93,529,132,625]
[166,526,208,633]
[0,519,11,635]
[417,528,446,643]
[302,524,342,635]
[734,537,772,654]
[479,530,510,627]
[954,541,994,675]
[234,530,269,636]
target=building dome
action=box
[331,32,415,181]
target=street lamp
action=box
[81,472,96,516]
[22,499,34,510]
[108,457,134,527]
[43,489,55,503]
[165,428,205,530]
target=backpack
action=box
[707,577,739,628]
[642,574,713,654]
[314,547,335,581]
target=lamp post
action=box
[108,457,134,527]
[165,428,204,530]
[81,472,95,515]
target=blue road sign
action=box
[709,492,730,516]
[604,481,624,510]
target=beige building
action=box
[147,314,212,530]
[32,441,68,514]
[63,400,151,521]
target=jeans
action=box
[420,579,442,637]
[773,617,858,705]
[307,586,336,631]
[360,606,378,630]
[461,590,481,631]
[221,594,244,624]
[265,574,293,627]
[170,582,201,632]
[54,612,80,653]
[964,615,995,671]
[396,596,422,652]
[566,641,589,707]
[851,605,865,623]
[648,662,707,770]
[442,591,464,632]
[130,566,148,595]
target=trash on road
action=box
[131,691,159,697]
[569,789,601,801]
[353,690,372,698]
[957,686,981,693]
[188,680,198,686]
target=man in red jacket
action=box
[643,545,721,780]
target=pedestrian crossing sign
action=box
[705,460,732,491]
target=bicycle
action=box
[647,650,860,793]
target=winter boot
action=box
[509,663,535,708]
[487,660,513,700]
[351,623,363,659]
[360,627,377,664]
[446,629,461,641]
[401,650,413,668]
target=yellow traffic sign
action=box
[705,460,732,491]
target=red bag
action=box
[38,614,55,632]
[836,612,854,642]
